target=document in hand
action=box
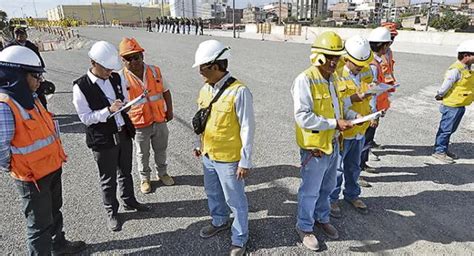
[351,111,384,125]
[366,83,400,95]
[108,91,148,119]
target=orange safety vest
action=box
[124,65,167,128]
[371,59,391,111]
[0,93,66,185]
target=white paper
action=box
[108,93,147,118]
[366,83,399,95]
[351,111,384,125]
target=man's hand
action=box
[336,119,354,131]
[435,94,443,101]
[355,114,364,126]
[370,119,379,128]
[108,100,123,113]
[193,148,202,158]
[236,167,249,180]
[166,110,174,122]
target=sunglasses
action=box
[123,53,141,62]
[30,73,44,81]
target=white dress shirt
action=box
[437,68,463,97]
[196,72,256,169]
[291,71,354,135]
[72,70,125,128]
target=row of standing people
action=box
[0,24,472,256]
[146,16,204,35]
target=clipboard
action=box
[108,90,148,119]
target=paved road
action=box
[1,27,473,255]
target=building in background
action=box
[225,6,243,23]
[297,0,328,22]
[262,2,292,22]
[170,0,197,18]
[47,3,167,24]
[243,5,264,23]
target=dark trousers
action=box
[15,169,66,256]
[93,130,136,216]
[360,126,377,167]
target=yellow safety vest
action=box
[295,66,344,155]
[198,79,244,162]
[442,61,474,107]
[338,66,373,139]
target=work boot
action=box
[108,214,122,232]
[157,174,175,186]
[446,151,459,159]
[140,180,151,194]
[199,222,231,238]
[432,152,455,164]
[371,141,383,149]
[124,202,150,212]
[296,226,319,251]
[315,222,339,239]
[358,177,372,188]
[330,202,342,219]
[229,244,246,256]
[51,240,86,256]
[347,198,369,214]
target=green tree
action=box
[0,10,8,31]
[429,10,470,31]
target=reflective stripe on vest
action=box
[148,93,163,102]
[11,98,31,120]
[11,134,56,155]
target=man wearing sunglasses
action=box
[192,40,255,256]
[72,41,148,232]
[0,46,86,255]
[119,38,175,194]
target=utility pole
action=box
[99,0,106,27]
[279,0,282,25]
[233,0,236,38]
[32,0,38,18]
[182,0,185,17]
[139,3,144,28]
[161,0,164,17]
[425,0,433,31]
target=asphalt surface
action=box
[1,27,473,255]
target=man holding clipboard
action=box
[72,41,147,232]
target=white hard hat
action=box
[368,27,392,43]
[88,41,121,70]
[192,40,230,68]
[345,35,373,67]
[0,45,44,73]
[457,39,474,53]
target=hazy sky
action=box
[1,0,458,18]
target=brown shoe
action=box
[157,174,175,186]
[432,152,455,164]
[348,198,368,214]
[140,180,151,194]
[229,244,246,256]
[315,222,339,239]
[358,177,372,188]
[296,226,319,251]
[330,202,342,219]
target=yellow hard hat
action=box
[311,31,345,56]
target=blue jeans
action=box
[296,144,338,232]
[202,156,248,247]
[434,105,466,154]
[330,138,364,203]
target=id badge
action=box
[113,133,121,145]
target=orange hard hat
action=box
[119,37,144,56]
[381,22,398,36]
